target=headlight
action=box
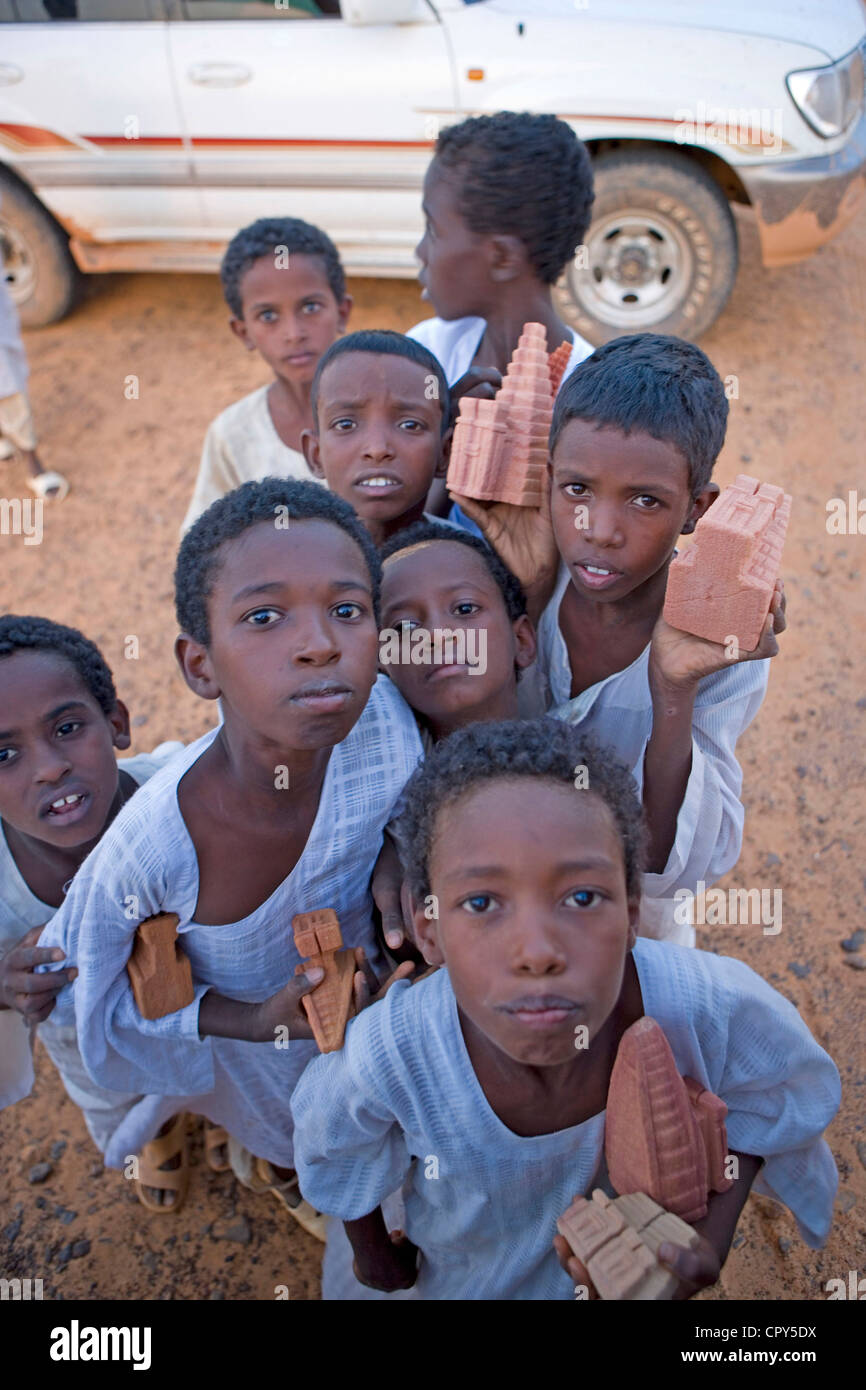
[787,40,865,138]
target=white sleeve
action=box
[37,824,214,1098]
[639,942,841,1249]
[713,957,840,1247]
[180,418,239,536]
[635,658,770,900]
[292,986,413,1220]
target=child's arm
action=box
[643,581,785,873]
[291,982,418,1272]
[344,1209,419,1291]
[198,948,413,1042]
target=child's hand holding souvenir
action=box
[450,488,559,623]
[651,579,786,694]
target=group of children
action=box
[1,112,839,1300]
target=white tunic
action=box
[407,315,593,389]
[0,743,184,1125]
[525,563,771,945]
[38,677,423,1169]
[292,940,840,1301]
[181,385,322,534]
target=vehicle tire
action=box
[556,150,738,345]
[0,171,80,328]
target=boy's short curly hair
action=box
[310,329,450,434]
[550,333,728,496]
[220,216,346,318]
[400,718,645,902]
[174,478,382,647]
[380,519,527,621]
[0,615,117,715]
[434,112,594,285]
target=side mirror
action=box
[342,0,429,25]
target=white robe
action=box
[0,742,184,1132]
[292,940,840,1301]
[407,315,593,389]
[524,563,772,946]
[38,676,423,1168]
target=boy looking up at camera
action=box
[302,330,451,548]
[38,479,422,1240]
[182,217,352,532]
[532,333,786,942]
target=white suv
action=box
[1,0,864,342]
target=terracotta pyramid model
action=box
[127,912,194,1020]
[548,338,572,397]
[446,322,554,508]
[293,908,356,1053]
[664,473,791,652]
[557,1189,703,1300]
[604,1015,732,1224]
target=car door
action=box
[164,0,457,275]
[0,0,199,244]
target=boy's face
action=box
[416,160,494,321]
[550,421,716,602]
[414,778,638,1068]
[230,252,351,387]
[380,540,535,731]
[302,352,447,530]
[0,651,130,848]
[177,518,378,752]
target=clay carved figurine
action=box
[664,473,791,651]
[447,322,556,508]
[127,912,194,1020]
[292,908,356,1054]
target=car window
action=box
[178,0,340,17]
[3,1,157,17]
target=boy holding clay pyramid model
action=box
[525,333,789,945]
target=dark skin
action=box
[379,540,537,740]
[0,650,192,1203]
[176,517,418,1175]
[176,519,378,928]
[348,778,762,1296]
[550,421,786,871]
[371,539,536,958]
[230,252,352,456]
[417,156,575,538]
[416,159,573,373]
[301,352,450,548]
[0,650,136,1018]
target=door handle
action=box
[0,64,23,86]
[187,62,252,88]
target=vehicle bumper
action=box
[738,111,866,267]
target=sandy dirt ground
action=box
[0,205,863,1302]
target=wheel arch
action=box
[583,138,751,208]
[0,160,74,239]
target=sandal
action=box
[204,1122,231,1173]
[228,1137,328,1243]
[27,470,69,500]
[134,1112,190,1214]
